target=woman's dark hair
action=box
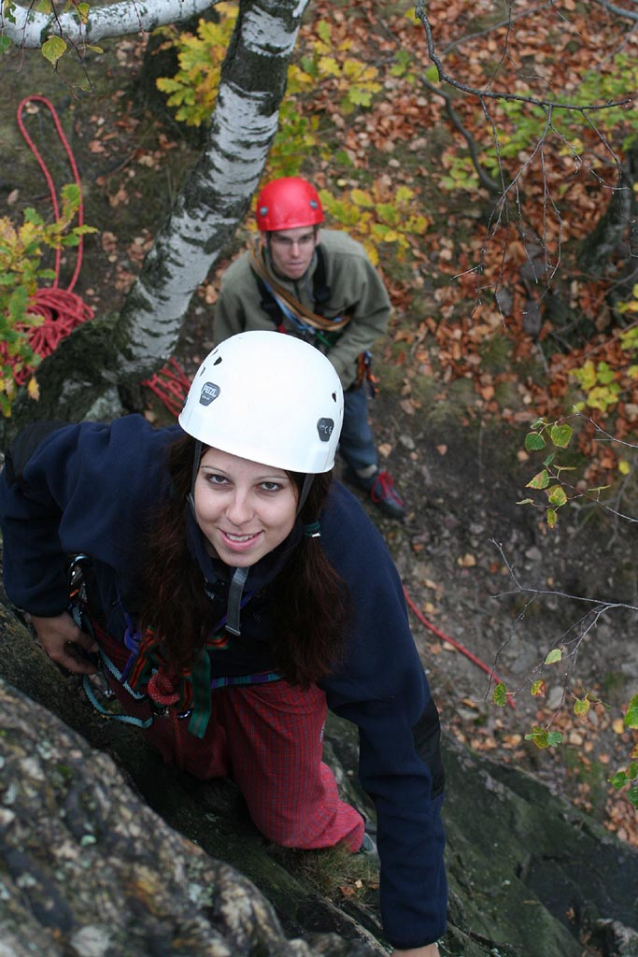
[138,433,349,685]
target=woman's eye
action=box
[260,482,282,492]
[207,474,229,486]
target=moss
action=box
[494,379,524,413]
[600,671,629,698]
[479,333,513,375]
[271,843,378,902]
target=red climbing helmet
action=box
[255,177,324,232]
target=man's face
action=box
[267,226,319,280]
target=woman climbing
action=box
[0,331,446,957]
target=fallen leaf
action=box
[457,553,477,568]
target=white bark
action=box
[116,0,311,374]
[2,0,220,48]
[3,0,311,420]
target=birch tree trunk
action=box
[5,0,310,440]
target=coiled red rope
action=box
[8,95,190,414]
[8,96,95,386]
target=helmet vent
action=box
[214,357,223,366]
[332,392,337,402]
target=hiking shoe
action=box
[345,468,406,520]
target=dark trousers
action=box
[339,385,378,472]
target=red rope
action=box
[5,97,95,387]
[403,586,516,710]
[16,95,87,294]
[10,95,190,416]
[143,358,192,417]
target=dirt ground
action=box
[3,38,638,849]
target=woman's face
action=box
[193,447,298,567]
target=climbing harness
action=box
[250,240,379,393]
[251,241,351,347]
[68,555,282,737]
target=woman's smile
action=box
[193,447,298,567]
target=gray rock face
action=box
[0,677,376,957]
[1,591,638,957]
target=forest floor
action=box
[2,8,638,853]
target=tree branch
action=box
[1,0,221,47]
[590,0,638,21]
[414,0,634,113]
[419,76,501,194]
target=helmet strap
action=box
[297,473,315,516]
[226,566,249,636]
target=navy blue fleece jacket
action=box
[0,415,447,949]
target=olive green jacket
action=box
[214,230,391,389]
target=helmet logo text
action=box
[317,418,334,442]
[199,382,221,406]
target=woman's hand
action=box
[392,946,440,957]
[30,611,99,674]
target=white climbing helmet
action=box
[179,331,344,473]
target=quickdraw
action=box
[354,350,379,398]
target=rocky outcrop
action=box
[2,593,638,957]
[0,676,379,957]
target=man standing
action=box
[214,176,406,520]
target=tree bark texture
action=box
[3,0,310,442]
[115,0,311,377]
[1,0,220,47]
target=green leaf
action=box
[332,150,353,167]
[350,189,374,208]
[317,20,332,43]
[546,507,558,528]
[531,680,544,696]
[573,698,590,716]
[543,451,555,467]
[424,64,439,83]
[8,285,28,322]
[60,183,81,208]
[596,362,615,385]
[526,469,549,489]
[525,726,563,749]
[550,423,573,448]
[0,35,13,54]
[547,485,567,507]
[624,694,638,728]
[493,682,508,707]
[610,771,628,789]
[42,35,67,65]
[317,55,340,78]
[516,498,535,505]
[628,786,638,808]
[545,648,562,665]
[525,727,549,748]
[525,432,546,451]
